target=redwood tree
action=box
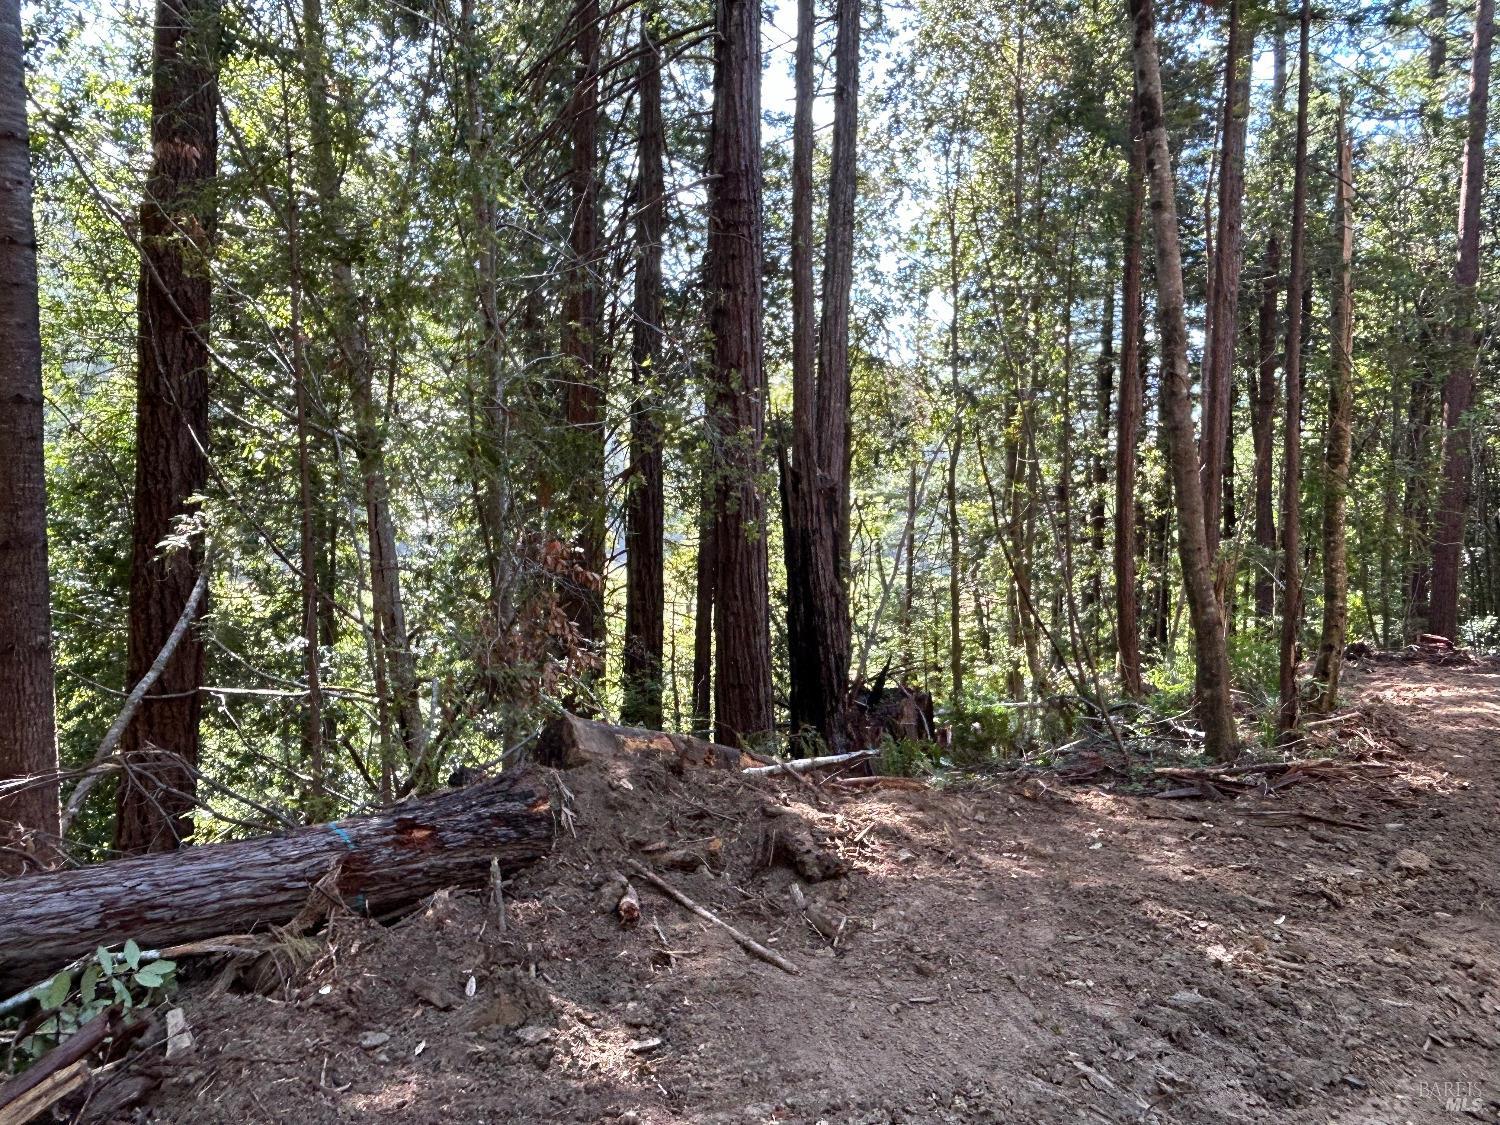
[116,0,218,852]
[706,0,773,747]
[1250,235,1280,620]
[0,0,60,870]
[1314,101,1354,711]
[785,0,860,752]
[1201,0,1253,559]
[561,0,606,656]
[1114,96,1146,699]
[1276,0,1311,741]
[1130,0,1238,760]
[622,11,666,729]
[1429,0,1494,641]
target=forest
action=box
[0,0,1497,1118]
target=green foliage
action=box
[946,704,1022,765]
[1228,630,1281,708]
[878,736,947,777]
[4,941,177,1069]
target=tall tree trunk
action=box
[706,0,773,748]
[1403,360,1436,634]
[784,0,817,745]
[1314,102,1354,711]
[1201,0,1253,559]
[0,0,60,870]
[786,0,859,751]
[690,485,714,738]
[1429,0,1494,641]
[1431,0,1451,78]
[1088,256,1115,615]
[1276,0,1312,740]
[1130,0,1238,760]
[562,0,606,657]
[1114,96,1146,698]
[1272,0,1289,109]
[1251,235,1280,620]
[621,12,666,729]
[301,0,424,794]
[901,461,917,674]
[459,0,516,647]
[945,190,964,708]
[283,136,326,817]
[811,0,858,743]
[116,0,218,853]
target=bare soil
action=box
[134,664,1499,1124]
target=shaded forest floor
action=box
[136,663,1499,1124]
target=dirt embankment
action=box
[136,664,1499,1124]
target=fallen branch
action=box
[742,750,875,778]
[59,562,211,835]
[624,860,799,975]
[825,775,929,792]
[1152,758,1394,781]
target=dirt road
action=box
[143,663,1499,1123]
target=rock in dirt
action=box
[410,980,462,1010]
[357,1031,390,1050]
[164,1008,195,1060]
[514,1025,552,1046]
[465,969,553,1033]
[1394,848,1433,875]
[621,1001,653,1028]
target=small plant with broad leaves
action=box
[4,940,176,1068]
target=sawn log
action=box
[0,772,554,991]
[535,713,769,770]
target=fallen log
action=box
[535,713,769,771]
[0,772,553,992]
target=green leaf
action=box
[39,970,72,1010]
[80,963,101,1000]
[95,947,114,978]
[110,978,132,1007]
[133,962,171,988]
[123,939,141,970]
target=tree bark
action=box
[535,712,763,771]
[1114,94,1146,698]
[1276,0,1311,741]
[459,0,517,648]
[786,0,858,759]
[116,0,218,853]
[706,0,773,748]
[1130,0,1238,760]
[690,480,714,738]
[0,0,59,871]
[1314,104,1355,711]
[621,11,666,729]
[1251,235,1280,620]
[285,162,327,817]
[1201,1,1253,559]
[784,0,817,747]
[561,0,606,656]
[945,191,965,708]
[786,0,859,752]
[1088,256,1115,614]
[0,774,555,992]
[1429,0,1493,641]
